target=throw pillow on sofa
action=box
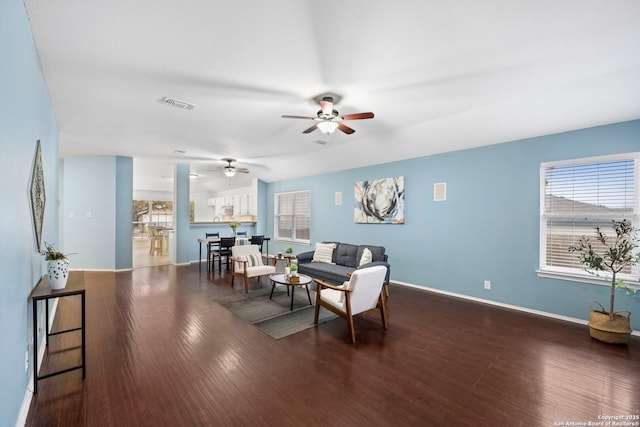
[358,247,373,266]
[312,242,336,264]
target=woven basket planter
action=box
[588,301,632,345]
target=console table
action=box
[29,271,86,393]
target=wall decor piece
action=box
[354,176,404,224]
[30,140,46,251]
[434,182,447,201]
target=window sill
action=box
[274,238,311,246]
[537,269,640,289]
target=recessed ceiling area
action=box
[23,0,640,192]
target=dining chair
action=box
[249,235,264,253]
[205,232,220,272]
[213,237,236,272]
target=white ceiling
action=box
[24,0,640,192]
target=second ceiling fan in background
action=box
[208,158,249,177]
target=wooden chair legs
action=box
[314,286,388,344]
[378,293,388,330]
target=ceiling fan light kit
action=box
[317,121,339,134]
[282,95,374,135]
[209,158,249,178]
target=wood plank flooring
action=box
[26,264,640,426]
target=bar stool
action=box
[149,226,164,255]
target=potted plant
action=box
[568,219,640,344]
[285,247,293,256]
[41,242,74,290]
[229,221,241,236]
[289,262,298,277]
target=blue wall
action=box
[174,164,192,264]
[62,156,133,270]
[265,120,640,331]
[0,0,59,425]
[115,157,133,270]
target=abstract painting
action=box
[354,176,404,224]
[30,140,46,251]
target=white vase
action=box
[47,259,69,290]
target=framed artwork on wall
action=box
[354,176,404,224]
[30,140,46,251]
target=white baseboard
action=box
[15,384,32,427]
[16,298,60,426]
[390,281,640,337]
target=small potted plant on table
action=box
[229,221,241,236]
[41,242,74,290]
[569,219,640,344]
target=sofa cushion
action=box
[312,242,336,264]
[335,243,359,268]
[356,245,386,263]
[299,262,355,285]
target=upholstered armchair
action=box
[231,244,276,293]
[313,265,388,343]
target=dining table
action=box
[197,236,270,271]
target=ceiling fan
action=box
[208,158,250,177]
[282,96,374,135]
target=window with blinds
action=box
[275,190,310,243]
[539,153,639,281]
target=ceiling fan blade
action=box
[236,168,250,173]
[341,112,375,121]
[282,115,316,120]
[303,124,319,134]
[337,123,355,134]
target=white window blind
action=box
[275,190,310,244]
[539,154,639,281]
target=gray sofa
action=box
[296,242,390,289]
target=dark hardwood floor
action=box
[26,264,640,426]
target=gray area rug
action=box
[214,286,337,339]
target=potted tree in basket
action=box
[568,219,640,344]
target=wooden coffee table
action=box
[269,273,313,311]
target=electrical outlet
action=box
[484,280,491,290]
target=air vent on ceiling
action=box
[160,97,197,110]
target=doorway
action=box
[132,200,173,268]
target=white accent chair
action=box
[231,245,276,293]
[313,265,388,343]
